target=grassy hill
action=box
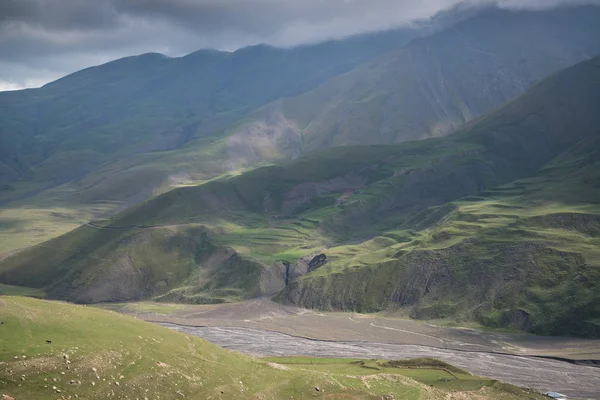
[1,6,599,256]
[0,28,422,204]
[0,28,423,255]
[68,5,600,205]
[1,56,599,337]
[277,56,600,337]
[0,296,542,400]
[280,142,600,337]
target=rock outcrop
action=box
[307,254,327,273]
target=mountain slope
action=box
[42,5,600,207]
[1,56,599,336]
[252,5,600,151]
[280,138,600,337]
[1,296,538,400]
[0,27,423,255]
[1,5,599,256]
[0,28,421,202]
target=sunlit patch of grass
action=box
[0,283,45,297]
[262,357,523,393]
[105,302,188,315]
[0,182,119,254]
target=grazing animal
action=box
[46,340,52,344]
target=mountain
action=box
[2,296,539,399]
[67,5,600,203]
[0,27,423,256]
[2,55,599,337]
[0,27,421,201]
[249,5,600,150]
[1,5,599,257]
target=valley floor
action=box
[108,299,600,399]
[0,296,548,400]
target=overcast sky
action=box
[0,0,597,91]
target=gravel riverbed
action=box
[160,323,600,399]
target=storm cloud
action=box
[0,0,598,90]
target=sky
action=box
[0,0,598,91]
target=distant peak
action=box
[183,48,228,60]
[234,43,277,54]
[414,0,497,30]
[138,52,170,59]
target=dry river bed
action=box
[159,323,599,399]
[111,300,600,399]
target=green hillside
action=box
[280,140,600,337]
[1,56,599,336]
[1,6,599,256]
[0,29,422,255]
[1,296,540,400]
[0,28,421,205]
[64,6,600,205]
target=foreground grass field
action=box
[263,358,500,392]
[0,296,543,400]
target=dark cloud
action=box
[0,0,598,90]
[0,0,119,30]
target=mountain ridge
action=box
[2,55,599,336]
[1,5,599,257]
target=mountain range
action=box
[0,4,599,338]
[0,7,598,215]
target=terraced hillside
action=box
[1,5,599,255]
[1,56,599,337]
[1,296,542,400]
[280,138,600,337]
